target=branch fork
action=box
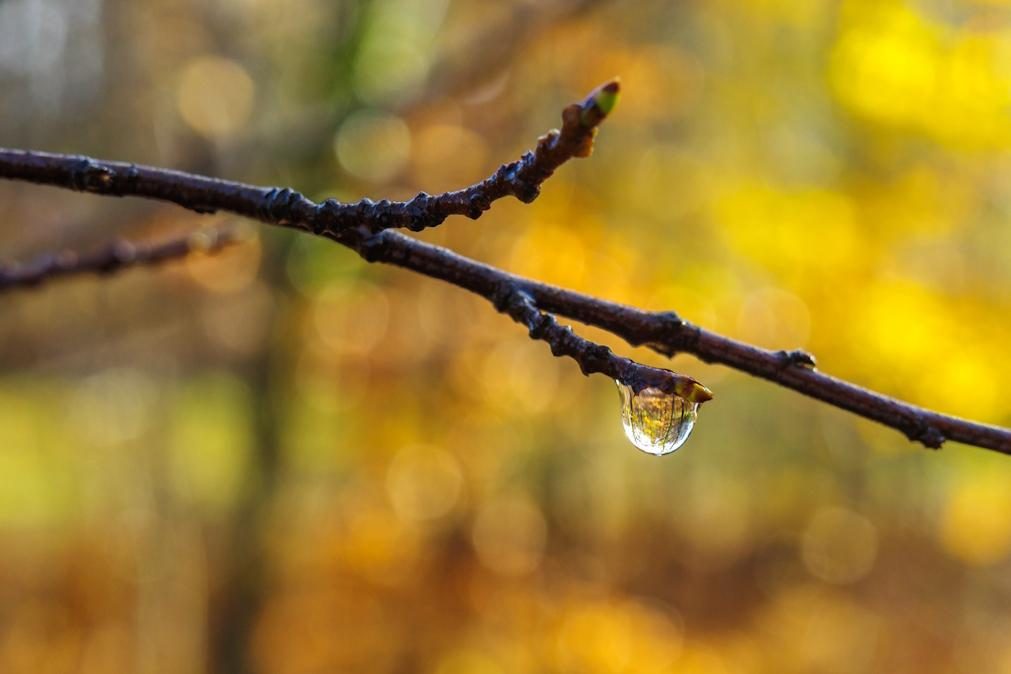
[1,79,1009,454]
[491,283,711,402]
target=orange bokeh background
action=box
[1,1,1010,672]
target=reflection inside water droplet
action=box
[616,381,698,456]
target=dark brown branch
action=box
[0,85,705,408]
[0,81,619,237]
[1,84,1009,454]
[493,285,712,402]
[352,230,1011,454]
[0,225,244,292]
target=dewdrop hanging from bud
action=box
[615,380,708,456]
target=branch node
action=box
[357,230,389,263]
[776,349,817,370]
[97,240,137,274]
[374,199,394,228]
[125,164,141,186]
[353,198,376,218]
[510,151,543,203]
[466,193,492,219]
[908,420,946,449]
[404,192,444,232]
[535,131,560,153]
[582,343,614,373]
[70,156,115,192]
[647,310,689,355]
[514,180,541,204]
[547,324,571,353]
[314,198,344,235]
[260,187,305,225]
[490,282,518,313]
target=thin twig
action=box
[0,226,243,291]
[0,81,619,235]
[493,285,712,402]
[0,83,1008,454]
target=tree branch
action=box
[493,284,712,402]
[0,81,618,235]
[0,225,243,292]
[1,83,1008,455]
[353,229,1011,454]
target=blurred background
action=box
[1,0,1011,672]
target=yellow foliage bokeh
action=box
[0,0,1009,673]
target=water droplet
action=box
[616,381,698,456]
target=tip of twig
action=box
[579,79,622,128]
[600,78,621,97]
[678,378,714,404]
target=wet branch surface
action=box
[360,230,1010,454]
[1,82,1008,455]
[493,284,712,403]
